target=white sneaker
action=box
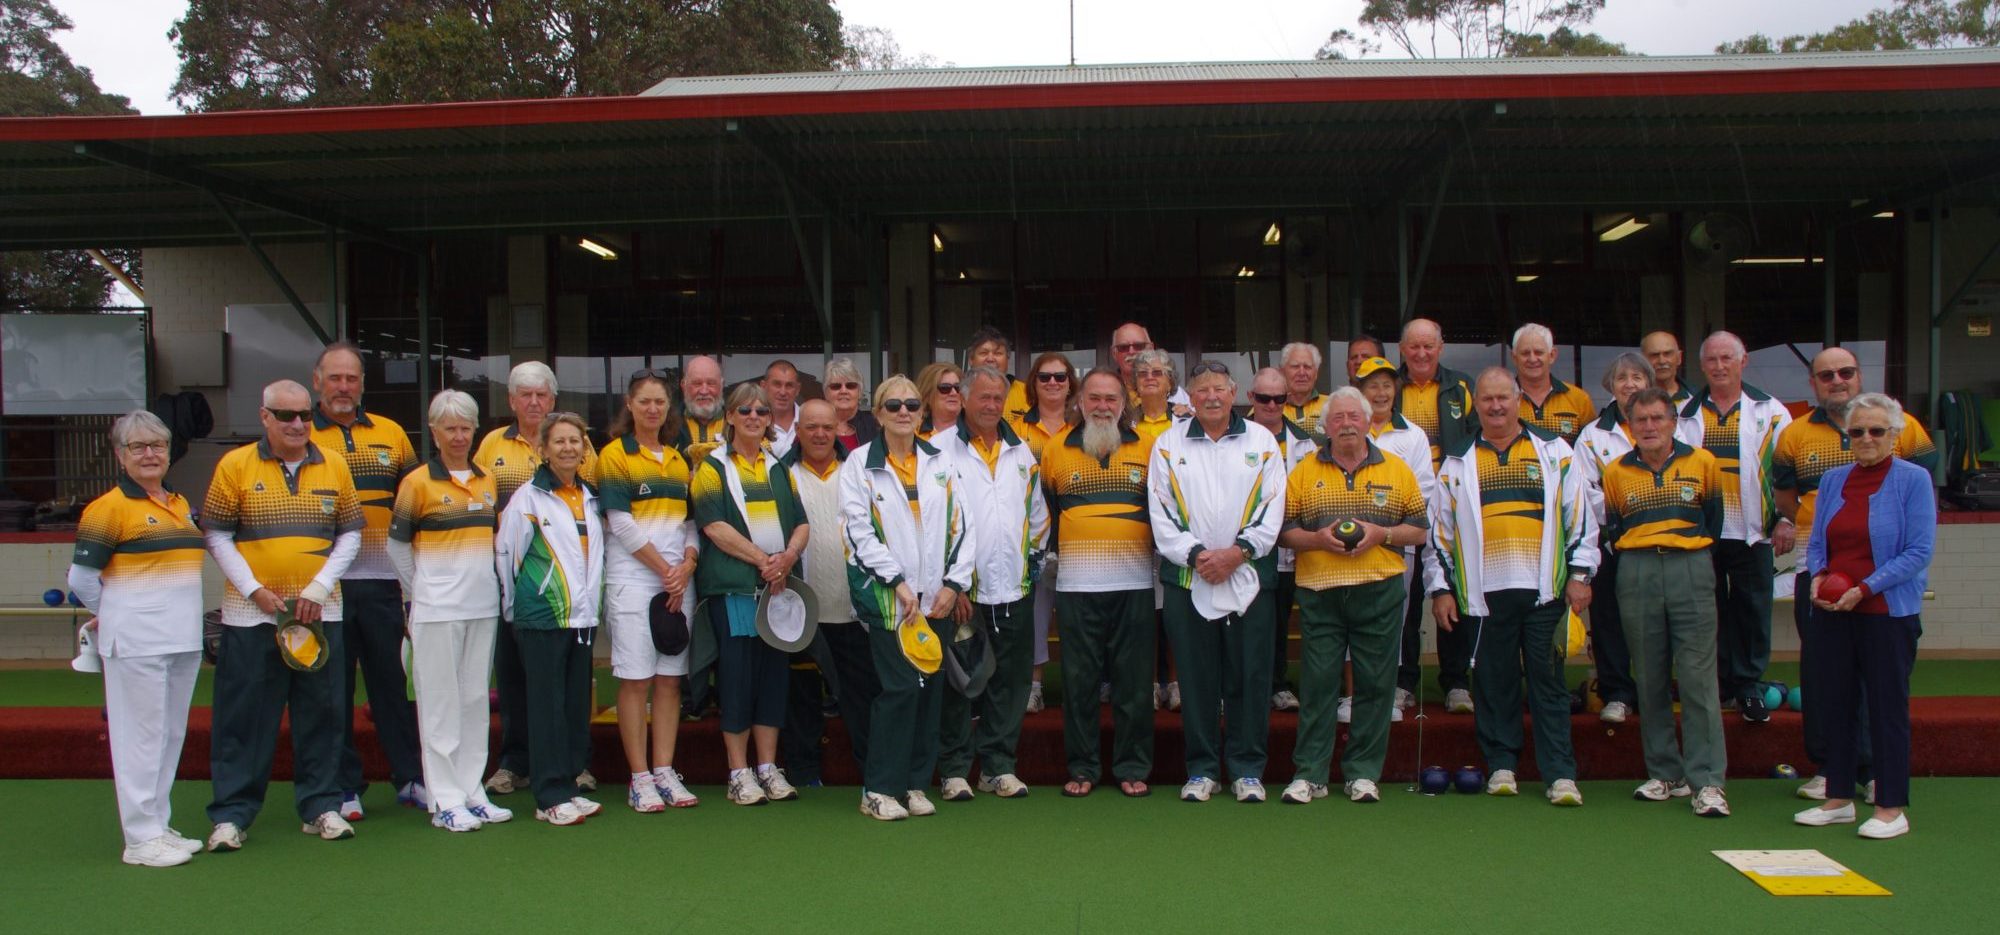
[569,796,602,817]
[1858,813,1909,839]
[484,768,524,795]
[1165,681,1182,711]
[940,777,975,801]
[904,790,937,817]
[122,836,192,867]
[1233,778,1266,803]
[1600,701,1630,723]
[1446,688,1474,714]
[338,793,364,822]
[302,811,356,840]
[430,806,483,832]
[727,771,768,806]
[1280,779,1328,804]
[860,791,907,821]
[1486,769,1518,796]
[1633,778,1693,801]
[1345,779,1381,803]
[396,780,432,810]
[1692,786,1731,817]
[1271,690,1300,711]
[205,822,244,853]
[653,767,699,808]
[1025,682,1045,713]
[534,802,586,826]
[977,773,1030,798]
[575,770,598,793]
[1796,775,1828,800]
[1180,777,1220,802]
[163,829,202,855]
[1336,696,1353,724]
[757,766,799,802]
[629,775,666,813]
[1394,687,1415,710]
[466,801,514,823]
[1390,704,1404,722]
[1547,778,1583,806]
[1795,802,1856,826]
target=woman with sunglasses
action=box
[916,362,963,440]
[825,357,877,449]
[1796,393,1934,840]
[1130,349,1181,448]
[841,375,976,820]
[690,383,811,805]
[1011,352,1078,713]
[599,370,701,812]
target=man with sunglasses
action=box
[308,343,424,823]
[1110,321,1190,412]
[966,326,1033,421]
[1773,347,1938,799]
[201,380,365,851]
[1248,368,1315,712]
[763,360,803,458]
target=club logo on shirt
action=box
[1127,469,1142,485]
[442,494,453,505]
[321,497,336,515]
[1680,485,1697,502]
[1559,420,1574,435]
[1807,452,1820,464]
[1372,489,1389,507]
[1626,491,1640,505]
[1069,471,1081,484]
[934,471,948,485]
[493,457,507,467]
[1448,401,1464,419]
[253,481,266,493]
[1244,453,1259,468]
[376,450,392,466]
[637,483,653,496]
[1526,463,1542,483]
[146,514,159,525]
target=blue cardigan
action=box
[1805,456,1935,618]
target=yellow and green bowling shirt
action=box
[1043,423,1155,593]
[310,407,416,580]
[1773,406,1940,548]
[474,423,598,510]
[72,478,205,655]
[1283,441,1428,591]
[1601,442,1725,552]
[1518,379,1597,443]
[201,439,365,625]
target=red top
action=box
[1826,457,1891,614]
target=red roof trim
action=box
[5,62,2000,143]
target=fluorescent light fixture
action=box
[932,232,944,253]
[1598,217,1649,242]
[1730,257,1824,266]
[1236,266,1256,278]
[578,238,617,260]
[1263,223,1282,246]
[1514,274,1540,283]
[957,270,968,280]
[1873,210,1897,219]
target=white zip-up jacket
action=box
[1424,424,1597,618]
[1676,383,1793,545]
[495,465,605,629]
[839,436,977,625]
[1149,415,1285,589]
[1373,412,1440,562]
[1575,404,1636,533]
[1269,418,1316,573]
[939,421,1049,606]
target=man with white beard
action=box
[675,356,728,466]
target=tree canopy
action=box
[1319,0,1629,59]
[1718,0,1998,54]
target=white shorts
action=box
[605,582,690,679]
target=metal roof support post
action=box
[1929,197,1943,430]
[1396,209,1409,322]
[1401,155,1454,323]
[417,248,433,459]
[865,217,885,385]
[1348,209,1366,339]
[1822,225,1836,348]
[823,217,834,361]
[206,189,332,346]
[327,225,341,340]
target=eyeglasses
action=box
[1815,366,1860,383]
[1135,368,1171,379]
[1250,392,1286,405]
[735,406,772,417]
[265,407,311,424]
[123,441,169,455]
[1112,341,1148,354]
[934,383,960,395]
[826,381,860,391]
[1846,426,1890,439]
[1035,371,1070,383]
[1189,361,1231,379]
[881,398,923,414]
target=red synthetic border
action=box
[3,62,2000,143]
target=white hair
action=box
[508,360,558,395]
[1280,342,1322,369]
[262,380,308,407]
[825,357,862,386]
[964,365,1008,391]
[110,409,171,449]
[427,389,479,427]
[1131,349,1178,391]
[1701,331,1746,360]
[1845,392,1907,433]
[1325,385,1369,417]
[1511,323,1554,352]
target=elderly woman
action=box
[1573,352,1654,725]
[68,410,207,867]
[496,412,604,827]
[916,362,963,440]
[1796,393,1935,840]
[690,382,811,806]
[842,375,976,820]
[1011,351,1078,713]
[1130,349,1179,446]
[387,390,511,832]
[825,357,877,450]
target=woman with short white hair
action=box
[69,409,208,866]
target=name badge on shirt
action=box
[467,501,485,511]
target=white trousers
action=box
[102,651,201,846]
[409,617,498,811]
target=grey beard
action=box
[686,398,721,421]
[1081,418,1122,460]
[1825,399,1850,422]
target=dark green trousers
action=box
[1292,577,1403,785]
[207,620,347,827]
[939,596,1035,780]
[1057,589,1155,783]
[863,617,944,796]
[513,627,594,809]
[1465,589,1577,780]
[1162,584,1275,781]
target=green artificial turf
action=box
[0,778,1989,934]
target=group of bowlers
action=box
[72,317,1933,867]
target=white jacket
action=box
[938,421,1050,606]
[1424,425,1597,618]
[1676,384,1792,545]
[1148,415,1285,590]
[1373,413,1440,561]
[495,465,605,629]
[839,436,977,624]
[1269,418,1316,573]
[1575,405,1635,530]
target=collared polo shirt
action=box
[73,477,205,655]
[1283,441,1427,591]
[1773,406,1939,547]
[387,458,499,622]
[1518,379,1597,443]
[474,422,599,509]
[311,406,416,580]
[1473,433,1549,593]
[1601,442,1725,552]
[202,439,364,625]
[1043,423,1155,593]
[596,434,693,587]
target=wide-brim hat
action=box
[755,576,819,653]
[898,612,942,676]
[71,619,101,674]
[274,599,330,672]
[649,591,690,657]
[942,619,996,697]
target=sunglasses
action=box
[1815,366,1860,383]
[1035,371,1070,383]
[881,398,923,414]
[1113,341,1149,354]
[934,383,960,395]
[735,406,771,417]
[827,381,860,391]
[1846,426,1890,439]
[265,407,312,424]
[1250,392,1286,405]
[628,367,669,383]
[1189,361,1231,379]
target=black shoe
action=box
[1740,692,1770,723]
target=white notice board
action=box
[1,312,149,416]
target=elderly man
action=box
[1773,347,1939,799]
[1278,388,1429,805]
[1150,361,1285,803]
[1512,323,1596,443]
[1678,331,1793,723]
[1427,368,1596,804]
[763,360,803,459]
[1394,317,1477,714]
[474,360,597,796]
[777,399,878,787]
[308,343,422,822]
[1110,321,1190,411]
[1603,387,1731,817]
[675,355,728,466]
[1044,368,1159,798]
[1279,342,1329,437]
[966,325,1032,420]
[937,367,1050,801]
[202,380,365,851]
[1641,331,1693,405]
[1249,368,1315,711]
[1344,334,1386,382]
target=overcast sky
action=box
[53,0,1895,115]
